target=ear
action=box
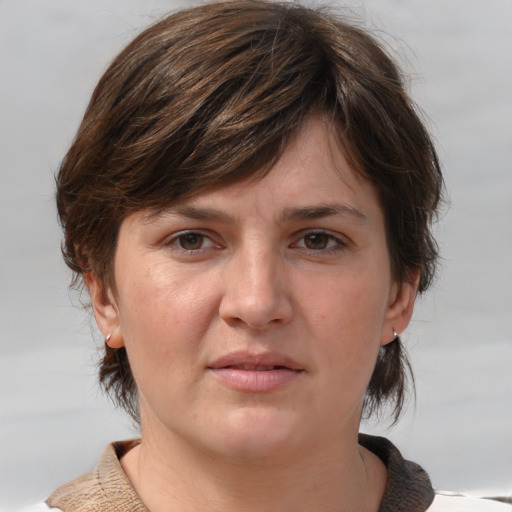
[85,272,124,349]
[380,271,420,346]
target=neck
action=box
[121,424,387,512]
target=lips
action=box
[209,352,303,371]
[225,365,286,371]
[208,352,304,392]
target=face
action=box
[90,116,416,461]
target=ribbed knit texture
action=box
[47,440,148,512]
[359,434,435,512]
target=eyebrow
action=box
[281,203,369,223]
[154,202,369,224]
[156,205,232,222]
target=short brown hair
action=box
[57,0,443,423]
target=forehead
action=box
[143,116,382,226]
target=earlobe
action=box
[380,272,420,346]
[85,272,125,349]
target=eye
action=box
[177,232,206,250]
[167,231,218,252]
[294,231,346,252]
[303,233,332,250]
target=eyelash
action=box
[166,231,219,254]
[292,231,348,254]
[165,230,348,256]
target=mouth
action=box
[208,351,303,371]
[208,352,304,392]
[222,365,292,371]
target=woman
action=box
[28,1,510,511]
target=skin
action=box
[88,116,418,512]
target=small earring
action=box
[105,333,112,343]
[392,329,399,342]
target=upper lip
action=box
[208,351,303,371]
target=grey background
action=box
[1,1,511,509]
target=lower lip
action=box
[209,368,302,392]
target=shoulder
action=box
[45,440,143,511]
[46,466,103,510]
[428,491,512,511]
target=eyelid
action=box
[291,229,349,252]
[164,229,222,252]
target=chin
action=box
[214,406,303,460]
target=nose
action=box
[219,244,293,330]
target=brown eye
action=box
[177,233,204,250]
[304,233,330,250]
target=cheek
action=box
[305,269,389,335]
[115,260,221,374]
[300,268,390,374]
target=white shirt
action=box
[428,492,512,511]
